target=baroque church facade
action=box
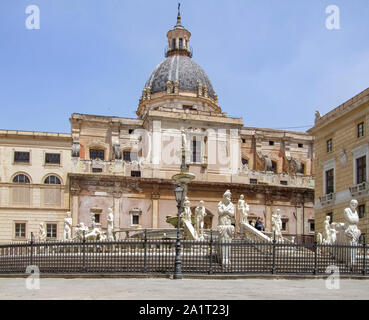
[0,10,315,243]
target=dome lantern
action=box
[166,3,192,58]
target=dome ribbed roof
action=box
[145,55,216,99]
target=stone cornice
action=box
[309,87,369,134]
[0,130,71,141]
[144,110,243,127]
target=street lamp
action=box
[174,184,184,280]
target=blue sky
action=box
[0,0,369,133]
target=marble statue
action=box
[331,200,362,265]
[238,195,249,225]
[181,128,187,149]
[323,216,333,245]
[271,209,283,242]
[38,222,46,242]
[73,222,89,241]
[180,197,198,240]
[181,197,192,223]
[195,201,207,240]
[64,212,73,241]
[107,207,115,241]
[91,214,96,230]
[343,200,362,245]
[217,190,235,267]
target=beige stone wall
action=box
[0,131,72,244]
[311,92,369,241]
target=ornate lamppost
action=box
[173,185,184,279]
[171,128,196,280]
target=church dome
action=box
[145,55,216,99]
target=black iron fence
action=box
[0,231,367,276]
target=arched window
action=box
[44,176,61,185]
[13,174,30,184]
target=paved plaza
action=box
[0,278,368,300]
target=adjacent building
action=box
[309,87,369,242]
[0,130,72,243]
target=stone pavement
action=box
[0,278,368,300]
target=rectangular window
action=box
[46,224,57,239]
[92,168,103,173]
[94,214,101,224]
[298,143,304,148]
[123,151,138,162]
[280,181,288,186]
[250,179,258,185]
[281,220,288,232]
[359,205,366,219]
[131,171,141,178]
[14,151,30,163]
[325,168,334,194]
[299,163,305,175]
[129,129,134,134]
[132,215,140,225]
[242,139,246,144]
[45,153,60,165]
[327,139,333,153]
[356,156,367,184]
[269,141,275,146]
[179,38,183,49]
[358,122,365,138]
[15,223,26,238]
[309,220,315,232]
[90,149,105,161]
[191,138,201,163]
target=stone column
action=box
[295,206,303,235]
[152,120,162,172]
[230,129,240,175]
[113,189,122,232]
[70,184,81,228]
[152,186,160,229]
[265,191,273,231]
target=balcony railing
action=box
[350,182,368,196]
[319,193,336,206]
[238,166,314,188]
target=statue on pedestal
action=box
[181,197,192,223]
[180,197,198,240]
[238,195,249,225]
[38,222,46,242]
[332,200,362,265]
[217,190,235,267]
[73,222,89,241]
[343,200,361,245]
[272,209,283,242]
[64,212,73,241]
[107,207,115,241]
[195,201,207,240]
[323,216,334,245]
